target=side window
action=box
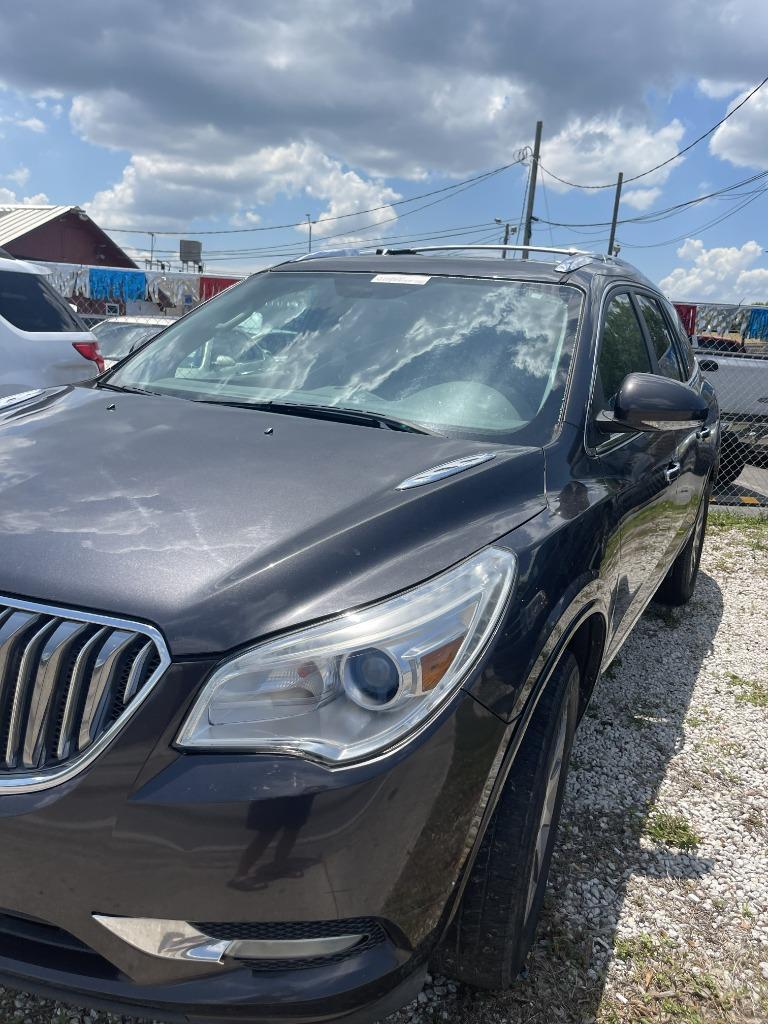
[636,294,685,381]
[0,270,83,333]
[595,293,652,413]
[662,297,697,377]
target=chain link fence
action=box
[674,301,768,508]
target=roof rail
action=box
[283,243,615,273]
[291,247,363,262]
[376,244,606,259]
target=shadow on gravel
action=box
[442,570,724,1024]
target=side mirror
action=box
[597,372,708,434]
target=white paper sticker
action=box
[371,273,431,285]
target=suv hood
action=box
[0,387,545,655]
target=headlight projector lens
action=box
[343,648,403,709]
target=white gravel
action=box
[1,513,767,1024]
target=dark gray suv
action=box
[0,246,718,1023]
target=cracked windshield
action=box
[109,272,582,437]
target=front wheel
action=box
[432,653,580,989]
[654,489,709,606]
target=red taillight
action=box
[73,341,106,374]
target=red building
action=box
[0,204,135,268]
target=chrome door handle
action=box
[696,426,712,440]
[664,462,681,484]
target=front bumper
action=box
[0,938,427,1024]
[0,661,508,1021]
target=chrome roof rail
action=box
[290,248,364,262]
[284,244,616,271]
[376,244,608,261]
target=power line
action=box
[155,221,519,264]
[103,152,530,237]
[619,186,767,249]
[535,168,768,229]
[122,219,504,257]
[536,76,768,190]
[200,224,514,262]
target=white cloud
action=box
[0,185,49,205]
[621,187,662,211]
[698,78,747,99]
[710,84,768,169]
[4,165,29,187]
[659,238,768,301]
[2,1,768,229]
[540,118,684,193]
[13,116,45,133]
[85,143,402,244]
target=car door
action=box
[589,290,685,655]
[635,291,713,542]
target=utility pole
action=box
[306,213,312,254]
[608,172,623,256]
[495,218,517,258]
[522,120,543,259]
[148,231,155,270]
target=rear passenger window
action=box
[664,299,697,377]
[0,270,82,333]
[596,293,652,412]
[636,294,684,381]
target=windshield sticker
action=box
[371,274,431,285]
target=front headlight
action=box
[177,547,516,764]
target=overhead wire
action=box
[534,168,768,230]
[619,186,767,249]
[124,219,512,258]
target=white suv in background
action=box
[0,254,104,397]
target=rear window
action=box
[0,270,83,333]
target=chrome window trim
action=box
[584,284,701,458]
[0,594,171,795]
[633,290,688,383]
[584,283,646,457]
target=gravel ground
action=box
[2,512,767,1024]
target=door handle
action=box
[699,359,719,372]
[664,462,681,484]
[696,426,712,440]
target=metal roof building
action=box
[0,205,136,268]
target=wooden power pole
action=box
[522,120,543,259]
[608,172,623,255]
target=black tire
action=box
[654,490,709,606]
[433,653,580,989]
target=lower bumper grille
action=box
[0,596,169,792]
[0,911,119,979]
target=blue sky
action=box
[1,1,767,300]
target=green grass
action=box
[614,932,656,964]
[645,812,702,850]
[708,510,768,551]
[708,509,768,531]
[658,999,705,1023]
[726,672,768,708]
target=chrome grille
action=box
[0,596,169,793]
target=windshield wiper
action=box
[193,397,442,435]
[97,382,166,398]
